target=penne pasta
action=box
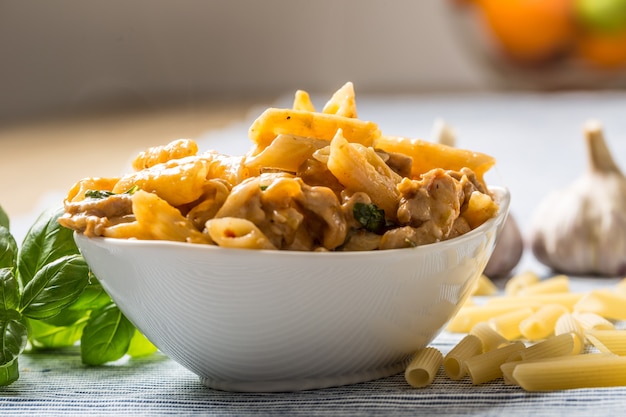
[506,333,580,362]
[488,307,535,341]
[585,329,626,355]
[512,354,626,391]
[446,304,531,333]
[554,313,585,353]
[464,342,526,385]
[519,304,568,341]
[321,81,358,118]
[515,274,569,296]
[485,292,584,311]
[327,130,400,218]
[443,334,483,380]
[206,217,277,250]
[471,274,498,296]
[470,322,509,352]
[571,311,615,331]
[504,270,540,296]
[573,289,626,320]
[405,347,443,388]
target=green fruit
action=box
[575,0,626,33]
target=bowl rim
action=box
[74,186,510,258]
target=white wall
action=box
[0,0,491,122]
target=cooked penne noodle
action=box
[372,135,495,183]
[443,334,483,380]
[327,130,400,218]
[131,138,198,171]
[110,190,212,244]
[585,329,626,355]
[488,308,534,341]
[573,289,626,320]
[244,134,328,173]
[512,354,626,391]
[405,347,443,388]
[248,107,381,152]
[515,274,569,296]
[519,304,568,341]
[464,342,526,385]
[206,217,277,250]
[321,81,358,118]
[504,270,540,296]
[292,89,316,112]
[470,322,510,352]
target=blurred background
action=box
[2,0,626,250]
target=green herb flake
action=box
[353,202,387,234]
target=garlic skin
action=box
[529,120,626,276]
[484,214,525,278]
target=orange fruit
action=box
[576,28,626,68]
[473,0,576,64]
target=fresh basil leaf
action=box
[66,275,112,312]
[0,205,9,230]
[127,329,158,358]
[27,316,88,349]
[0,268,20,311]
[0,309,28,365]
[17,206,79,287]
[353,202,387,234]
[81,304,135,365]
[0,358,19,386]
[40,307,85,327]
[20,254,89,320]
[0,226,17,269]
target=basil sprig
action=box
[0,204,156,386]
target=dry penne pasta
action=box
[485,292,584,311]
[405,347,443,388]
[504,270,540,296]
[446,304,530,333]
[469,322,509,352]
[574,289,626,320]
[471,274,498,296]
[585,329,626,355]
[512,354,626,391]
[488,307,534,341]
[572,311,615,331]
[519,304,569,341]
[554,313,586,351]
[506,333,580,362]
[443,334,483,380]
[464,342,525,385]
[515,274,569,296]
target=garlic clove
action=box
[484,213,525,279]
[529,120,626,276]
[431,118,524,278]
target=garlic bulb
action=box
[431,118,524,278]
[529,120,626,276]
[483,213,525,278]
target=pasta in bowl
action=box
[63,82,510,391]
[74,186,508,392]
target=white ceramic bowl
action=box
[74,186,510,392]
